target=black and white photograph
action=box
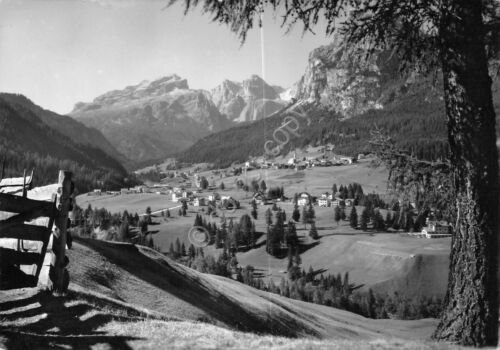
[0,0,499,349]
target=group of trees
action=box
[348,206,385,231]
[194,212,257,251]
[71,204,154,246]
[169,243,239,278]
[331,182,389,209]
[249,179,267,193]
[266,186,285,200]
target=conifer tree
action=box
[251,200,258,220]
[292,204,300,222]
[334,205,341,226]
[360,207,370,230]
[169,242,175,257]
[340,207,346,221]
[259,180,267,192]
[301,206,308,229]
[385,211,393,228]
[307,205,315,223]
[265,208,273,227]
[309,222,319,239]
[188,243,196,259]
[175,238,182,257]
[287,246,293,270]
[349,206,358,229]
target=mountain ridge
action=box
[0,94,128,192]
[70,75,231,163]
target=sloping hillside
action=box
[0,288,467,350]
[0,94,127,192]
[0,93,128,166]
[65,238,439,339]
[176,96,449,167]
[0,238,484,349]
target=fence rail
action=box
[0,170,73,294]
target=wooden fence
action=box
[0,170,73,295]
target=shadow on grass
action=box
[261,240,321,259]
[235,232,266,253]
[75,237,319,339]
[0,291,141,350]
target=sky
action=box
[0,0,332,114]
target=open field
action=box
[76,192,180,216]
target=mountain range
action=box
[70,74,287,164]
[3,38,499,175]
[176,40,482,167]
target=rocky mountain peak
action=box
[211,75,286,122]
[70,76,228,163]
[241,74,279,100]
[292,39,401,118]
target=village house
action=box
[171,192,182,202]
[297,193,310,206]
[208,192,221,201]
[318,198,330,207]
[339,157,353,165]
[252,191,268,205]
[421,220,451,238]
[193,197,206,207]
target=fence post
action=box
[51,170,73,295]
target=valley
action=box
[1,2,499,348]
[76,157,450,300]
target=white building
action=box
[193,197,206,207]
[318,198,330,207]
[297,193,310,206]
[339,157,353,165]
[171,192,181,202]
[208,192,220,201]
[421,220,451,238]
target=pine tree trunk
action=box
[433,0,499,346]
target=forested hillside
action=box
[0,95,131,192]
[177,72,500,168]
[177,98,449,168]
